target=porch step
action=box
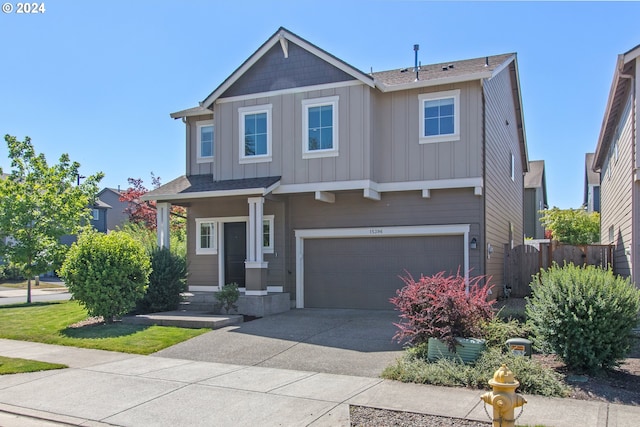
[180,291,291,317]
[123,310,243,329]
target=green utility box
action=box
[506,338,532,357]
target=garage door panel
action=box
[304,236,464,309]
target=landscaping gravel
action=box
[350,406,490,427]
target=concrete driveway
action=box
[153,309,405,378]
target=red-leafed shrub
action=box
[390,271,495,352]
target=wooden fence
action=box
[504,242,614,298]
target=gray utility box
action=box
[506,338,532,357]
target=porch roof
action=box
[141,175,281,202]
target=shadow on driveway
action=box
[153,309,405,378]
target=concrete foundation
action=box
[181,292,291,317]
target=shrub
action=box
[526,263,640,371]
[479,316,530,350]
[390,271,495,352]
[59,230,151,323]
[137,247,187,313]
[382,346,569,397]
[216,283,240,314]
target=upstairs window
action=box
[419,90,460,143]
[302,96,339,159]
[239,104,272,163]
[197,121,214,163]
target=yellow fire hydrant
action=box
[480,364,527,427]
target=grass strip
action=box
[0,356,67,375]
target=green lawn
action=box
[0,301,209,354]
[0,356,67,375]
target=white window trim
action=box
[92,209,100,221]
[196,120,214,163]
[302,96,339,159]
[418,89,460,144]
[511,152,515,181]
[263,215,274,254]
[195,218,218,255]
[239,104,272,164]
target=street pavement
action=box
[0,283,71,306]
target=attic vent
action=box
[448,64,454,69]
[442,66,448,71]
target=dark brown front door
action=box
[224,222,246,287]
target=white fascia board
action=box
[489,54,516,80]
[143,187,270,202]
[375,72,492,93]
[295,224,470,239]
[623,45,640,64]
[216,80,362,104]
[273,180,373,194]
[376,177,483,192]
[170,107,213,119]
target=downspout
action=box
[619,61,637,284]
[481,78,489,292]
[183,117,190,176]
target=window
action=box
[263,215,274,253]
[419,90,460,143]
[92,209,100,221]
[239,104,272,163]
[609,225,614,244]
[196,219,217,254]
[302,96,339,159]
[197,121,214,162]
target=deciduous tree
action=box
[539,207,600,245]
[0,135,103,303]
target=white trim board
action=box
[294,224,471,308]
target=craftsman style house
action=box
[144,27,529,313]
[593,44,640,285]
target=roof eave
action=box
[375,71,493,93]
[169,106,214,120]
[142,181,281,202]
[594,55,625,171]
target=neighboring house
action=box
[96,187,129,232]
[584,153,600,213]
[144,27,529,312]
[593,44,640,285]
[523,160,547,239]
[60,198,111,245]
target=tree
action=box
[59,230,151,322]
[0,135,103,303]
[119,174,186,231]
[539,207,600,245]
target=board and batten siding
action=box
[483,63,525,291]
[210,84,371,184]
[284,189,483,300]
[186,197,285,288]
[372,81,483,183]
[600,91,634,279]
[186,114,215,176]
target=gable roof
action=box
[524,160,545,188]
[199,27,374,109]
[594,44,640,170]
[372,53,515,92]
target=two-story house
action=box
[144,27,529,314]
[593,44,640,285]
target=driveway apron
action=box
[153,309,404,378]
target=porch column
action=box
[156,202,170,249]
[245,197,268,295]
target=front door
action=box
[224,222,246,287]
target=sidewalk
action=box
[0,339,639,426]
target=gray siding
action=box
[372,81,483,183]
[97,189,129,232]
[221,42,355,98]
[186,197,285,288]
[524,187,545,239]
[186,114,215,177]
[211,84,371,183]
[600,91,634,279]
[483,63,525,291]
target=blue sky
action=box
[1,1,639,208]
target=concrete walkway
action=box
[1,339,639,426]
